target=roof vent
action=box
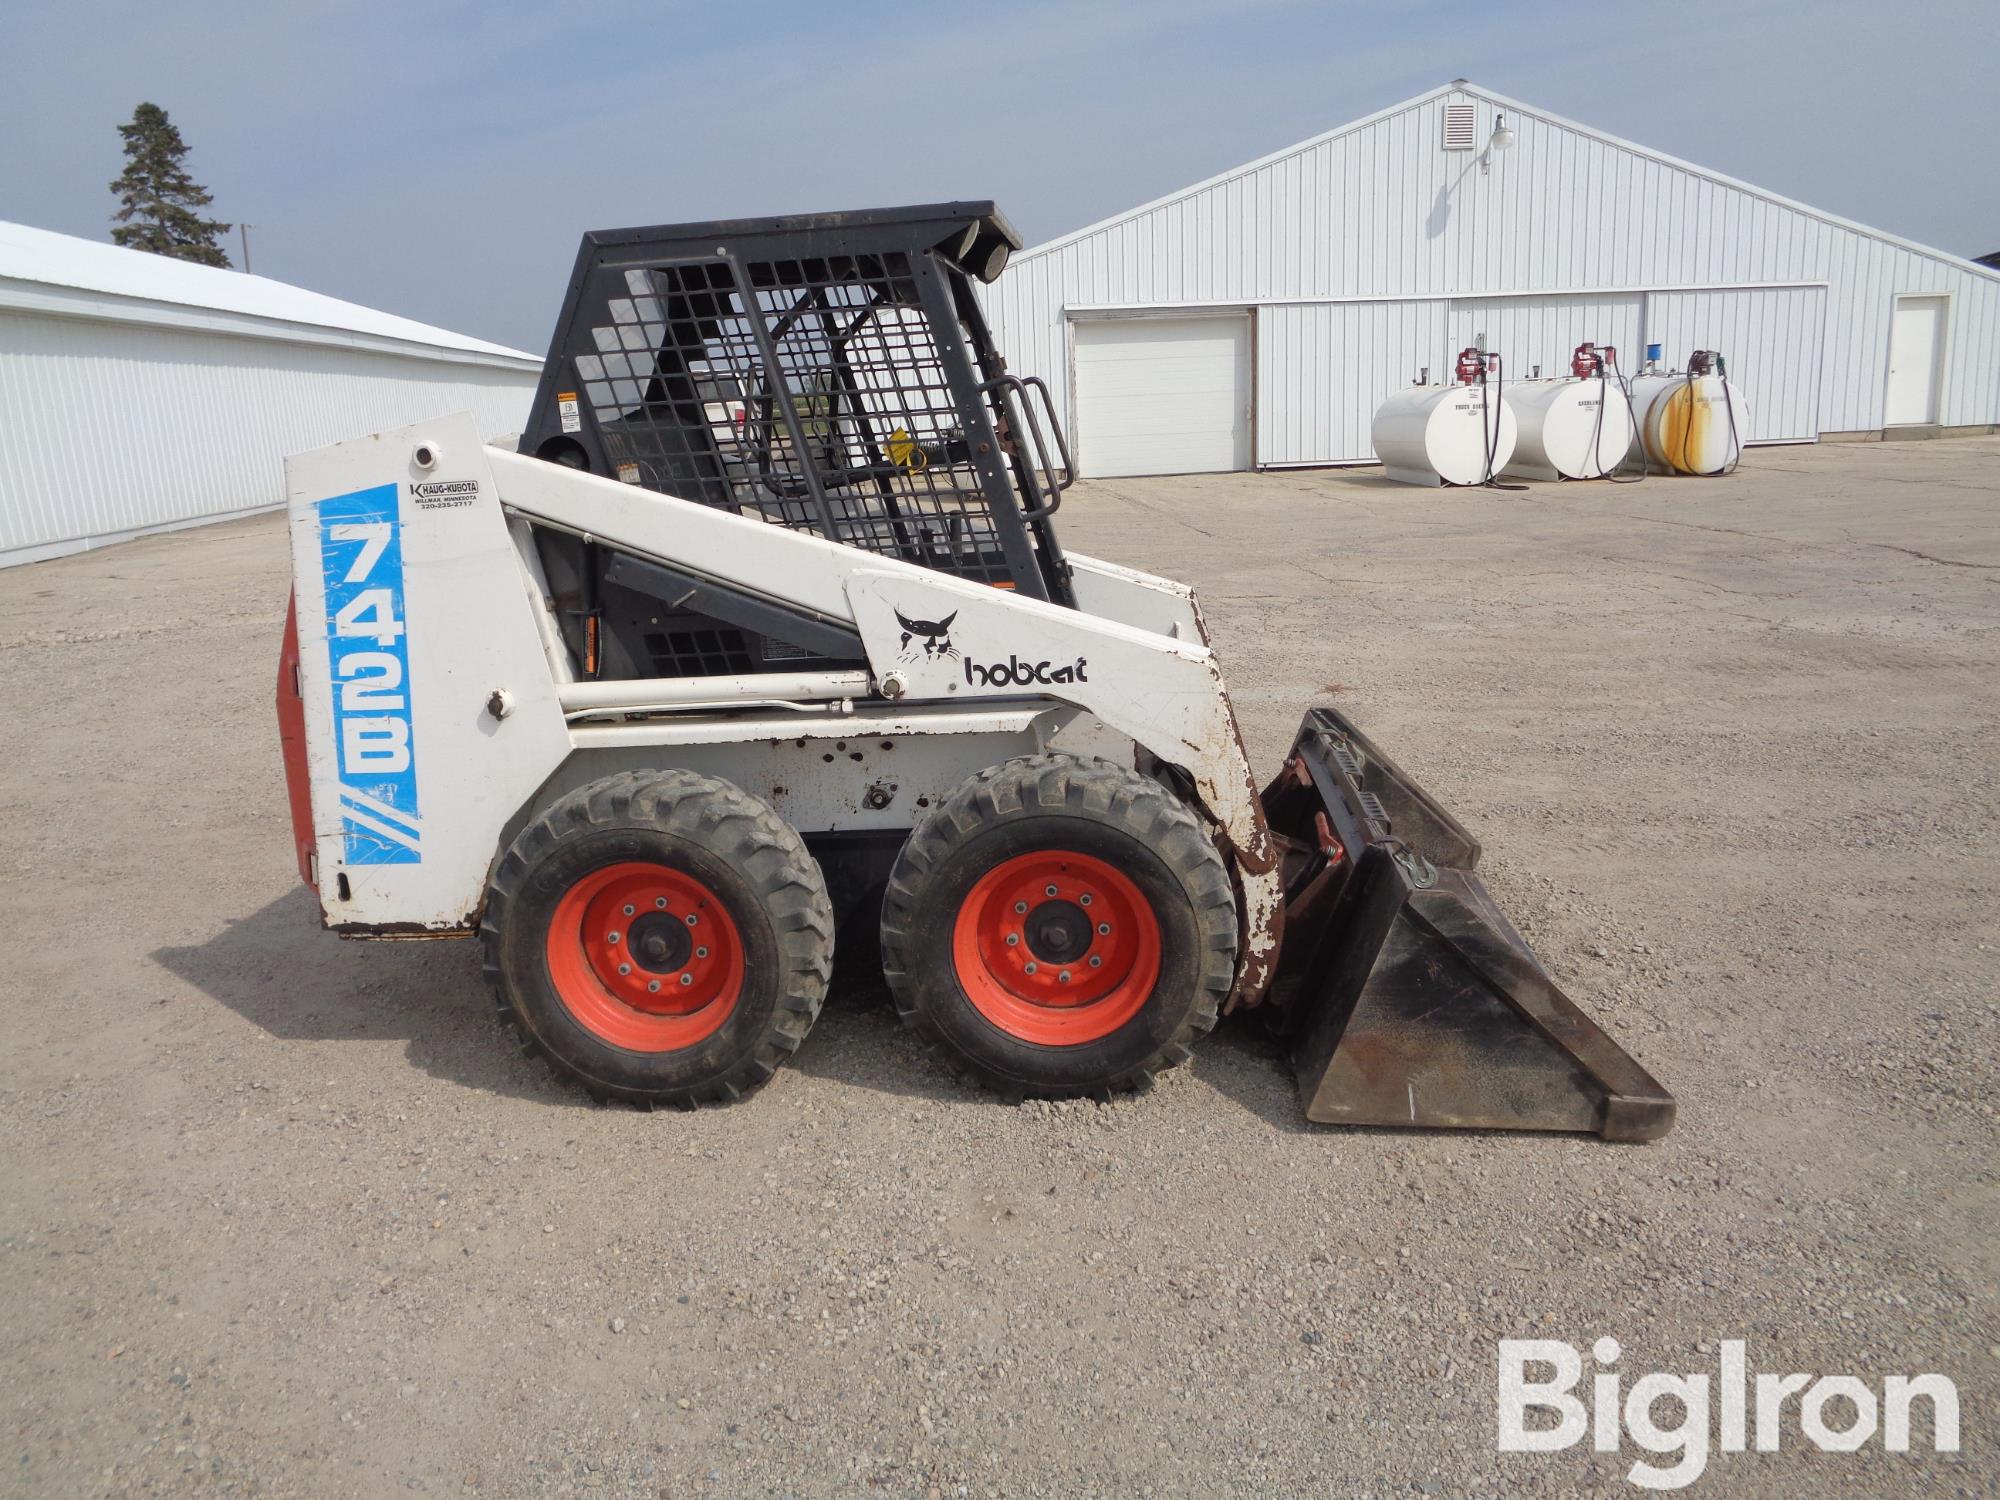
[1441,103,1478,151]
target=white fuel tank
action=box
[1372,382,1516,486]
[1501,377,1636,480]
[1628,374,1749,475]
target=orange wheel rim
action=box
[544,862,743,1051]
[951,850,1161,1045]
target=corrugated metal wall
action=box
[1645,285,1826,442]
[982,85,2000,469]
[1256,300,1444,467]
[0,311,536,566]
[1446,294,1644,382]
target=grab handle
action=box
[979,373,1074,519]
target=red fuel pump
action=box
[1455,347,1501,384]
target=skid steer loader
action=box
[275,203,1673,1139]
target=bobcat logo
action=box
[894,608,958,660]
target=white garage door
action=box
[1073,316,1250,477]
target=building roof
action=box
[0,219,539,368]
[1013,81,2000,285]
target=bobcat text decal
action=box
[963,652,1090,688]
[891,601,1089,687]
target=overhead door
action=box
[1072,315,1250,477]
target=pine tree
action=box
[109,103,232,267]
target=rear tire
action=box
[481,770,833,1107]
[881,755,1236,1099]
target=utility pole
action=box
[238,223,254,274]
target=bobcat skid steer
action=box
[276,203,1673,1139]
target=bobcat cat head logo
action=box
[894,608,958,659]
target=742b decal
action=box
[318,483,422,864]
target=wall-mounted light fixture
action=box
[1480,113,1516,174]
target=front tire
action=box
[881,756,1237,1099]
[481,770,833,1107]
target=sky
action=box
[3,0,1995,354]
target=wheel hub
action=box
[1023,899,1092,964]
[626,911,692,973]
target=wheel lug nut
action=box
[1079,893,1092,906]
[1005,933,1019,947]
[1014,901,1028,914]
[685,914,698,926]
[618,963,631,976]
[696,946,709,959]
[655,897,668,909]
[1044,884,1058,897]
[1059,970,1071,983]
[1097,922,1111,935]
[679,974,693,986]
[1024,962,1037,975]
[1089,955,1103,968]
[607,931,620,943]
[647,979,660,993]
[623,904,635,916]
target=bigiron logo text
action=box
[1497,1336,1960,1490]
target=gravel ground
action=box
[1,437,1995,1498]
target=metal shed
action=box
[980,81,2000,477]
[0,221,540,567]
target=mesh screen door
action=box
[524,206,1069,603]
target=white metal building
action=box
[982,81,2000,477]
[0,221,541,567]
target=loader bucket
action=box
[1261,709,1674,1142]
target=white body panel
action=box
[285,418,1284,996]
[1502,377,1635,480]
[842,569,1270,875]
[1371,382,1516,486]
[1072,316,1251,476]
[549,711,1062,836]
[285,415,575,930]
